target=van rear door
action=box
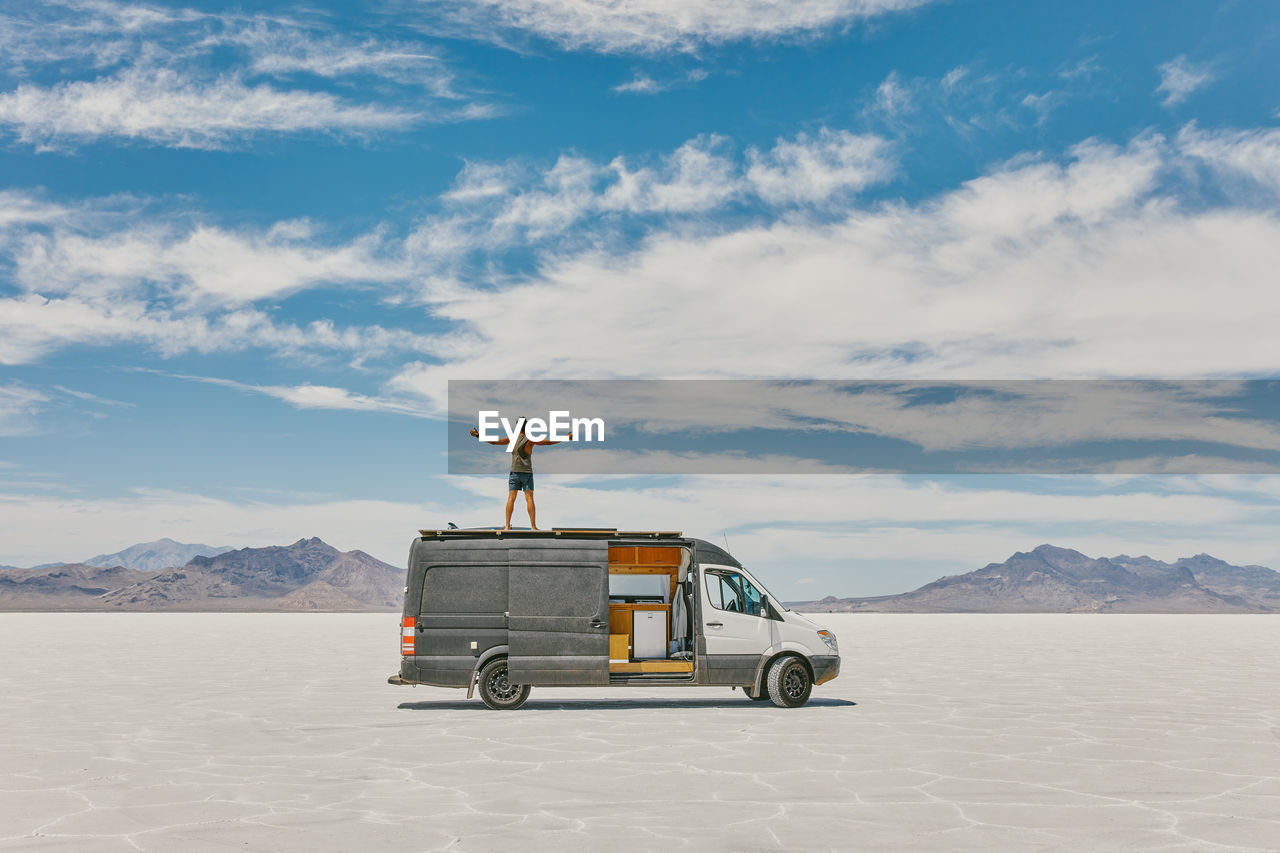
[507,541,610,686]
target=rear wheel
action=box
[477,658,531,710]
[766,656,812,708]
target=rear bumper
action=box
[811,654,840,685]
[387,673,412,686]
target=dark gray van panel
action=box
[507,541,609,686]
[404,538,512,687]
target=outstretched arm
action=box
[469,428,510,446]
[527,439,561,446]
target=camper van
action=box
[388,528,840,709]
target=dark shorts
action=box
[508,471,534,492]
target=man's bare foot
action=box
[530,525,539,530]
[502,525,511,531]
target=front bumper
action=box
[811,654,841,685]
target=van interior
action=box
[607,545,694,674]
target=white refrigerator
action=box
[632,610,668,660]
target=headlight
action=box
[817,630,838,654]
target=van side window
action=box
[703,572,724,610]
[422,564,508,614]
[704,569,763,616]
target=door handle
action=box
[590,619,607,629]
[706,621,723,628]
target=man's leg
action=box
[504,490,517,530]
[524,490,537,530]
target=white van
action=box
[388,528,841,709]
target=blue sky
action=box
[2,0,1280,596]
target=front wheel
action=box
[477,658,531,710]
[766,656,812,708]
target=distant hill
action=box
[790,545,1280,613]
[0,538,402,612]
[84,538,234,572]
[0,563,161,610]
[99,537,401,611]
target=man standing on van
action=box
[469,418,560,530]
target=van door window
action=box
[703,572,724,610]
[704,569,763,616]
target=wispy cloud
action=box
[874,71,915,116]
[1156,55,1214,107]
[1177,123,1280,195]
[612,68,709,95]
[53,386,134,408]
[0,68,421,150]
[408,128,896,275]
[13,214,402,305]
[148,372,434,417]
[390,132,1280,402]
[0,293,442,367]
[0,1,496,149]
[746,129,895,204]
[0,382,48,436]
[612,74,667,95]
[422,0,939,54]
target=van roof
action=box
[417,527,684,540]
[411,529,743,569]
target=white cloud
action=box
[612,74,667,95]
[407,129,896,272]
[0,192,71,229]
[612,68,708,95]
[1178,124,1280,195]
[224,23,460,94]
[874,71,914,115]
[15,217,400,305]
[1020,91,1057,124]
[0,1,496,149]
[1156,55,1214,107]
[391,133,1280,405]
[155,372,434,417]
[426,0,937,53]
[940,66,967,91]
[746,129,895,204]
[0,295,440,366]
[53,385,134,408]
[0,188,442,367]
[0,68,420,149]
[0,383,49,436]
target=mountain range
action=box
[84,538,234,573]
[6,539,1279,614]
[0,538,402,611]
[788,545,1280,613]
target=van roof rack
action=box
[418,527,684,539]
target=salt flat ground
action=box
[1,615,1278,852]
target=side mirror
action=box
[759,594,770,617]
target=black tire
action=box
[477,658,531,710]
[766,656,812,708]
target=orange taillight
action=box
[400,616,415,655]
